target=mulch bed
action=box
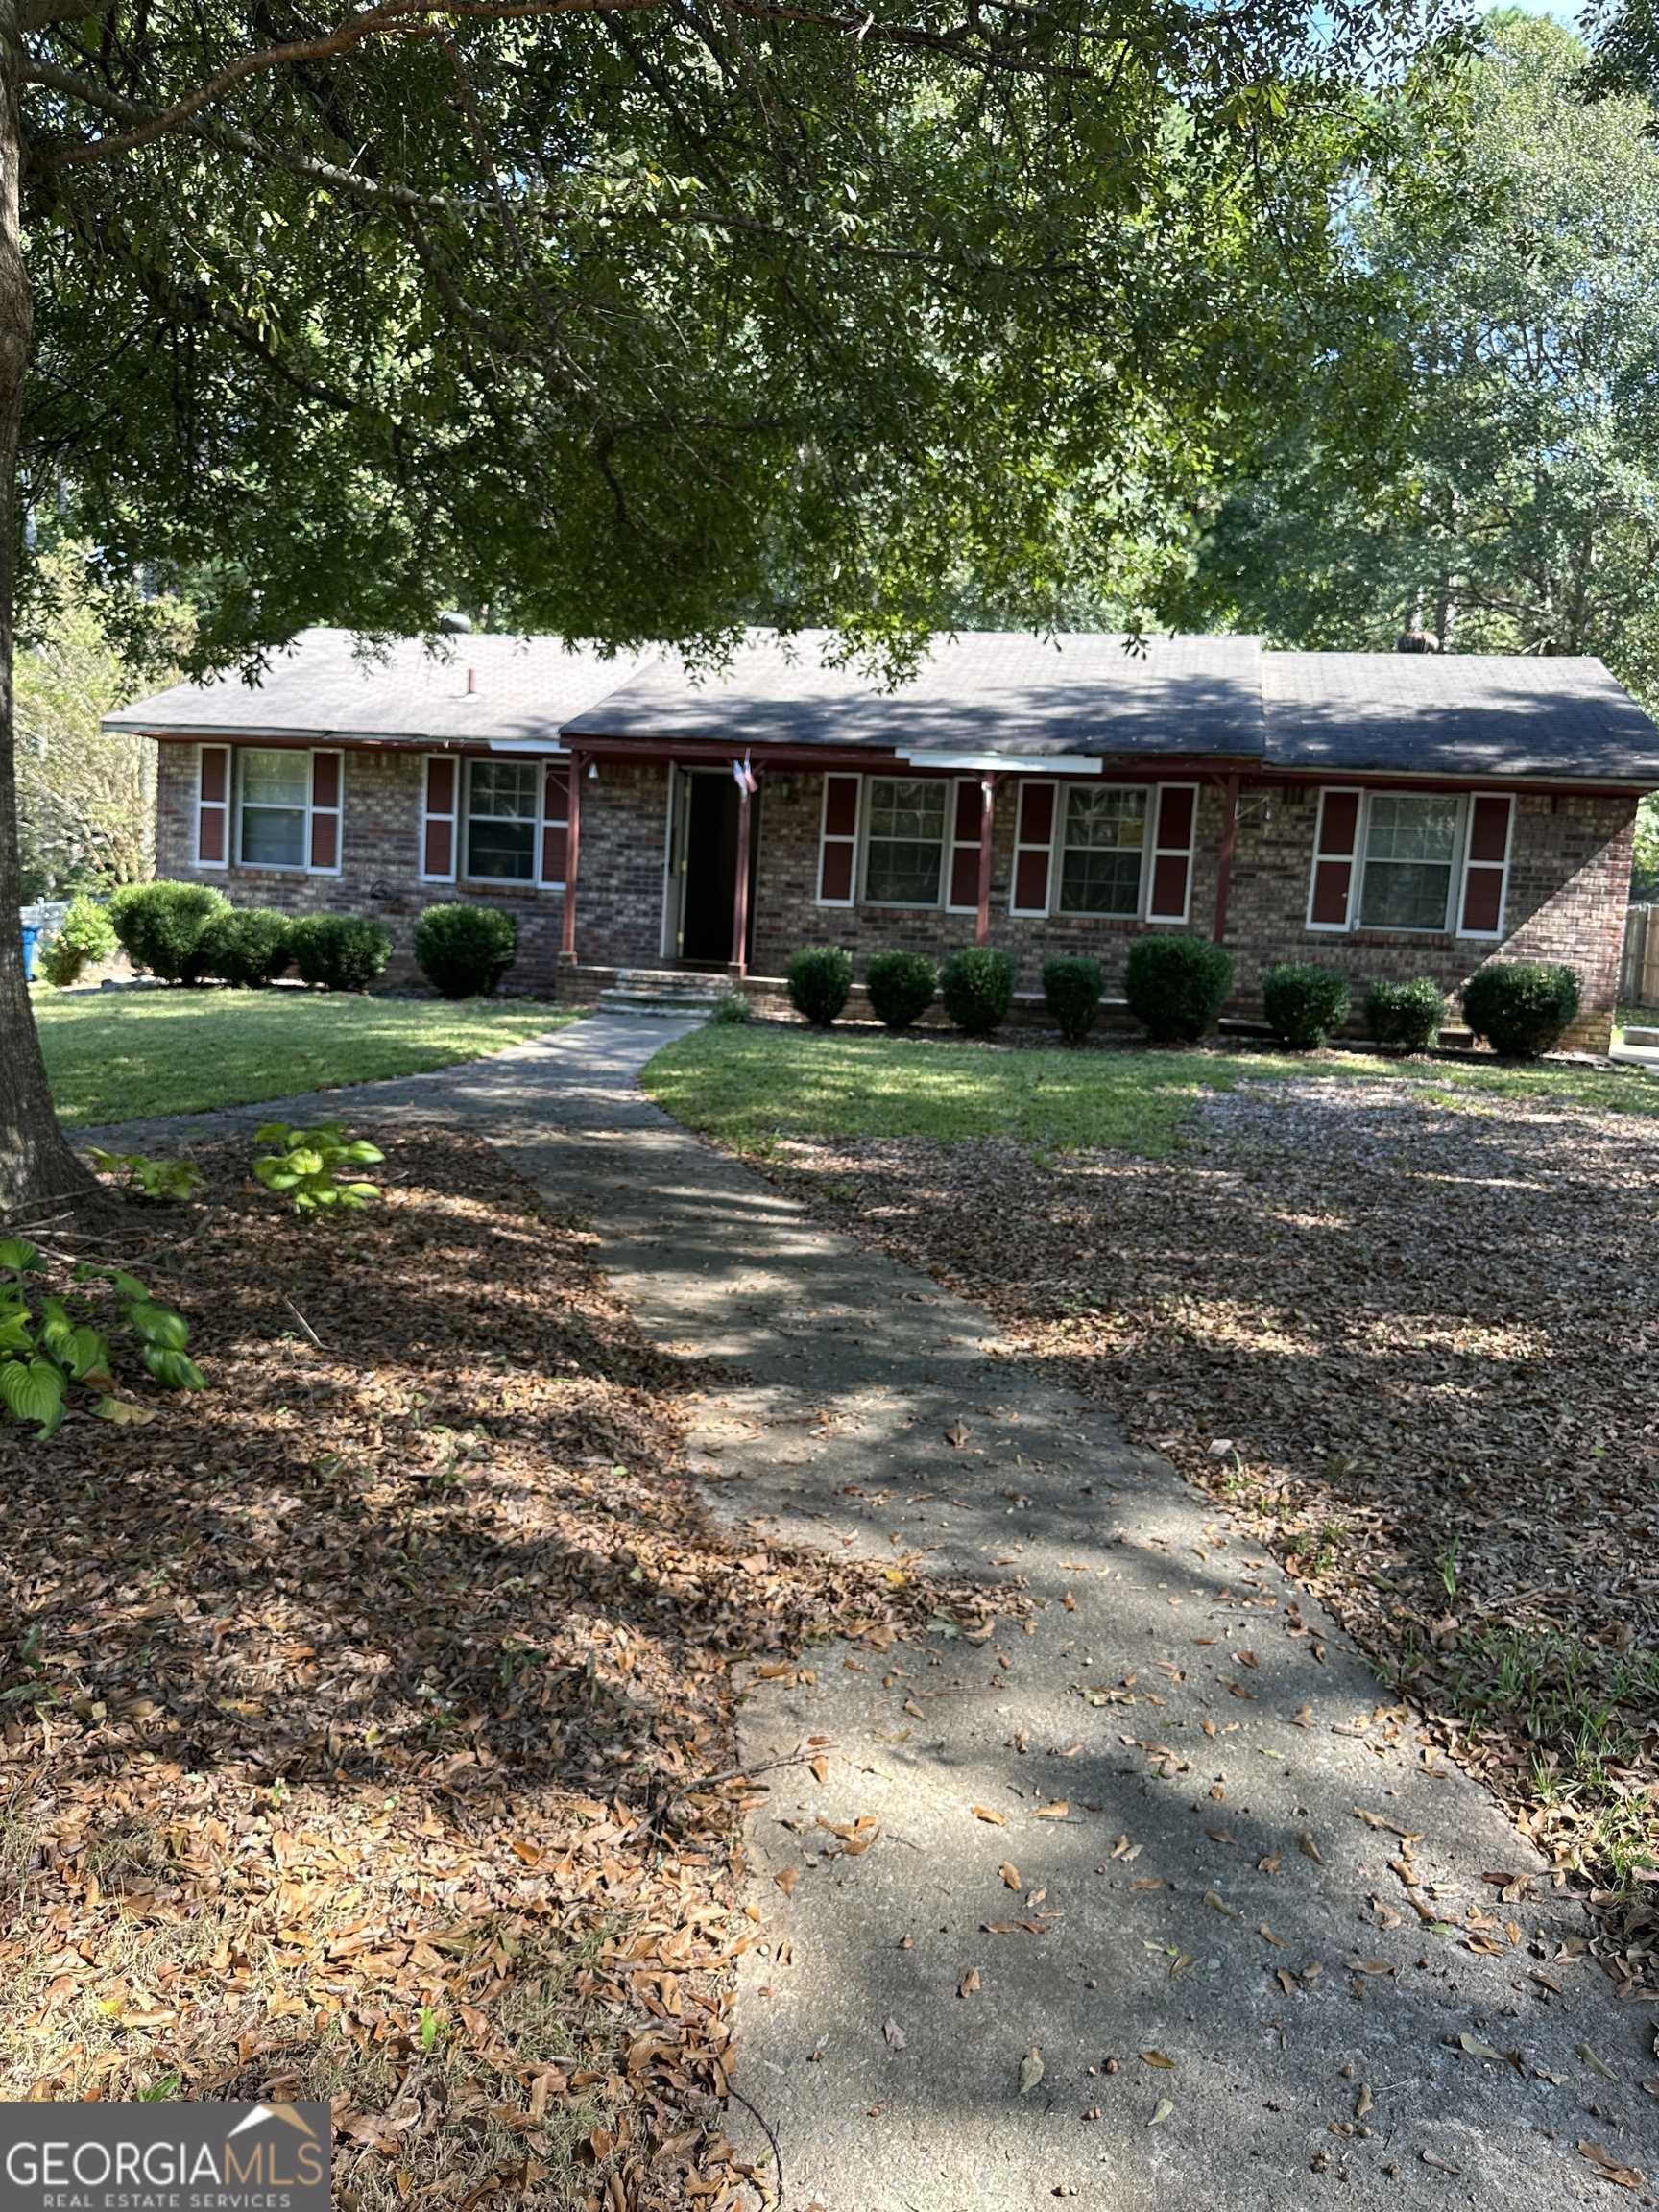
[758,1076,1659,1987]
[0,1127,1007,2210]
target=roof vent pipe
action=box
[467,667,477,695]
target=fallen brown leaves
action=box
[0,1128,1003,2210]
[759,1076,1659,1954]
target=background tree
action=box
[0,0,1453,1209]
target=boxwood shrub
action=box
[785,945,854,1026]
[1123,935,1234,1045]
[293,913,394,993]
[940,946,1016,1035]
[866,950,938,1029]
[108,880,231,982]
[412,904,515,998]
[1364,976,1445,1053]
[1461,962,1581,1058]
[1042,956,1103,1045]
[1262,962,1351,1049]
[197,907,293,988]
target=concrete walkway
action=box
[80,1016,1659,2210]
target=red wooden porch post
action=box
[1212,771,1241,946]
[975,775,997,946]
[559,750,585,964]
[731,766,755,976]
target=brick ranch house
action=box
[110,627,1659,1048]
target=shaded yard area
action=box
[35,989,582,1125]
[650,1026,1659,1911]
[0,1129,991,2207]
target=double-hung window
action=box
[466,758,540,880]
[1057,786,1148,915]
[239,750,311,868]
[1309,788,1513,936]
[863,778,948,905]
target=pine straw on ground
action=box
[0,1127,1008,2210]
[754,1076,1659,1984]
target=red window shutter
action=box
[197,746,229,866]
[950,847,981,907]
[819,775,859,903]
[1011,781,1055,914]
[1150,854,1189,915]
[542,765,570,884]
[953,782,980,842]
[1147,782,1197,921]
[1309,789,1359,926]
[1460,793,1511,934]
[422,757,457,880]
[1156,785,1194,850]
[309,751,342,869]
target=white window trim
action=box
[1145,781,1198,925]
[1455,793,1514,940]
[461,754,542,887]
[421,753,459,884]
[236,746,338,875]
[539,758,570,892]
[1009,779,1057,916]
[195,744,228,870]
[944,778,986,914]
[1053,781,1155,921]
[1308,787,1471,935]
[815,773,861,909]
[860,773,954,910]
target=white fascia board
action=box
[892,749,1105,774]
[488,738,568,754]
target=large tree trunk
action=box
[0,1,94,1217]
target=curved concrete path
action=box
[80,1015,1659,2209]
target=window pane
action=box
[1360,861,1453,930]
[242,750,309,808]
[469,760,540,819]
[1359,796,1457,929]
[865,779,945,904]
[466,759,537,879]
[242,807,305,867]
[1059,786,1145,914]
[467,818,536,878]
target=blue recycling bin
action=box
[21,923,39,980]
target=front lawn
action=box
[34,988,584,1125]
[644,1021,1659,1161]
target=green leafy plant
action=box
[196,906,293,988]
[707,989,753,1024]
[0,1238,204,1437]
[1123,935,1234,1044]
[940,946,1016,1035]
[253,1122,384,1214]
[1461,962,1581,1059]
[785,945,854,1027]
[38,895,117,988]
[413,902,517,998]
[85,1149,203,1202]
[1040,956,1103,1045]
[108,879,231,982]
[290,912,394,992]
[865,949,938,1029]
[1262,962,1351,1048]
[1364,976,1445,1052]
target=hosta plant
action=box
[253,1122,384,1214]
[86,1149,204,1202]
[0,1238,204,1437]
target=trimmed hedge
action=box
[786,945,854,1026]
[412,904,515,998]
[1364,976,1445,1053]
[1123,935,1233,1045]
[38,896,116,988]
[292,913,394,993]
[1042,956,1103,1045]
[1262,962,1351,1049]
[1461,962,1581,1058]
[940,946,1016,1035]
[866,950,938,1030]
[197,907,293,989]
[108,879,230,982]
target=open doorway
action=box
[664,769,760,966]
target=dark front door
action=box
[681,772,741,962]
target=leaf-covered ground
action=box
[0,1128,1004,2208]
[750,1078,1659,1952]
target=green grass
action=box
[643,1023,1659,1161]
[34,988,582,1126]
